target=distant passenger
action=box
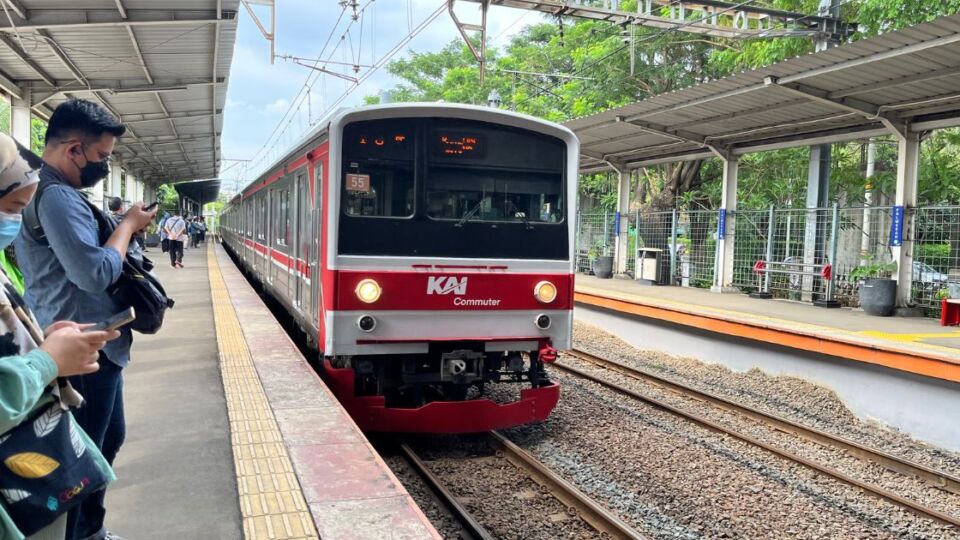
[164,209,186,268]
[159,211,170,253]
[15,98,156,540]
[107,196,123,223]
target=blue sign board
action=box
[614,211,621,237]
[717,209,727,240]
[890,205,904,247]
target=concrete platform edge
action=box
[209,244,440,540]
[575,286,960,384]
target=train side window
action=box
[277,189,291,247]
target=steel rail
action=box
[557,350,960,529]
[484,431,648,540]
[398,443,495,540]
[566,349,960,495]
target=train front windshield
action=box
[339,118,569,260]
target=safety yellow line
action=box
[856,330,960,343]
[208,244,319,540]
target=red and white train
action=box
[220,103,578,433]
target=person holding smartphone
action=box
[14,100,156,540]
[0,132,121,539]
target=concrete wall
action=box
[575,305,960,451]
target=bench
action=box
[750,259,835,305]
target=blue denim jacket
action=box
[14,164,131,367]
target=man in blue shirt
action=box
[15,99,155,540]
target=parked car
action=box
[913,261,949,284]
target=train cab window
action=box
[425,124,565,224]
[341,120,415,218]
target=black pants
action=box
[169,240,183,265]
[66,358,124,540]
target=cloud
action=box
[265,98,290,113]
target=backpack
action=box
[22,178,174,334]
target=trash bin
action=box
[636,248,664,285]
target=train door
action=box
[309,160,323,328]
[266,190,275,285]
[294,172,309,311]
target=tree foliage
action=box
[371,0,960,210]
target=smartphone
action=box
[85,307,136,333]
[143,202,159,212]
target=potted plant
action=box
[850,260,898,316]
[144,222,161,248]
[592,241,614,279]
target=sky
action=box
[220,1,542,189]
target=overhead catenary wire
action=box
[512,0,764,110]
[241,2,446,183]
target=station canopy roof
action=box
[174,178,221,206]
[568,14,960,173]
[0,1,239,185]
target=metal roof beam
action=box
[0,68,21,99]
[26,79,222,97]
[0,33,55,85]
[829,65,960,99]
[114,0,128,19]
[621,116,731,159]
[764,77,906,137]
[669,98,811,130]
[126,27,154,85]
[123,110,220,125]
[0,9,237,32]
[35,30,86,85]
[2,0,26,20]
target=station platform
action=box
[105,243,439,539]
[575,275,960,384]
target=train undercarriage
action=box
[323,343,561,433]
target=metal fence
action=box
[911,206,960,315]
[575,212,615,274]
[575,204,960,318]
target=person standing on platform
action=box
[107,197,123,223]
[158,211,170,254]
[14,98,156,540]
[164,210,186,268]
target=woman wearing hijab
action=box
[0,134,119,540]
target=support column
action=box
[10,94,31,149]
[712,157,739,292]
[614,168,631,275]
[893,131,919,307]
[124,172,136,206]
[87,179,105,210]
[801,0,841,302]
[107,165,122,199]
[802,144,831,301]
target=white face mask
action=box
[0,211,23,250]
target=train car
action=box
[220,103,578,433]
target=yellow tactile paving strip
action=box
[208,245,320,540]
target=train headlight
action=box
[355,279,382,304]
[534,280,558,304]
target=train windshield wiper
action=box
[455,198,486,227]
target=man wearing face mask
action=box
[14,99,155,540]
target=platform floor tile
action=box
[208,246,319,540]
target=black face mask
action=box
[73,145,111,188]
[78,159,110,188]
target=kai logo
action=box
[426,276,468,296]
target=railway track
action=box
[398,432,647,540]
[557,349,960,529]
